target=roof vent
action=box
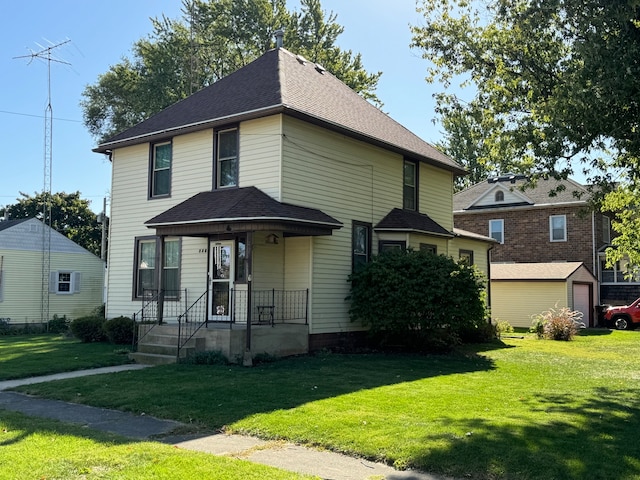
[314,63,326,74]
[295,54,307,65]
[274,28,284,49]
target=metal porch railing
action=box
[131,289,187,351]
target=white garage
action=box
[490,262,598,328]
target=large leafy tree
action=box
[411,0,640,261]
[82,0,381,142]
[5,192,105,257]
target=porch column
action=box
[243,231,253,366]
[157,235,165,324]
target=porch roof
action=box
[374,208,454,238]
[144,187,342,237]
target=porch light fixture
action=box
[265,233,279,245]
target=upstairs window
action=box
[216,128,238,188]
[150,142,172,198]
[489,219,504,244]
[352,221,371,273]
[403,160,417,210]
[549,215,567,242]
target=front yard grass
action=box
[0,410,313,479]
[0,334,132,381]
[7,330,640,479]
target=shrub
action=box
[48,315,69,334]
[348,249,489,352]
[495,320,514,339]
[103,316,135,345]
[70,315,106,343]
[530,304,582,341]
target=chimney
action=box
[275,29,284,49]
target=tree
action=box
[82,0,381,142]
[5,192,105,257]
[411,0,640,258]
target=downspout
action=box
[487,245,493,322]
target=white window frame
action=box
[216,128,239,188]
[549,215,567,242]
[150,141,172,198]
[489,219,504,244]
[49,271,81,295]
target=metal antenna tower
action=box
[14,39,71,324]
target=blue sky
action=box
[0,1,452,214]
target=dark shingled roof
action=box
[453,176,589,211]
[145,187,341,228]
[96,48,464,175]
[0,219,28,233]
[374,208,453,237]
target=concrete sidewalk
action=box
[0,366,450,480]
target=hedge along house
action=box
[490,262,597,328]
[0,218,105,327]
[94,44,494,364]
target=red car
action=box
[603,298,640,330]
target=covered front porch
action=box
[132,187,341,365]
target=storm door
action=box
[208,240,234,321]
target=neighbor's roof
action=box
[491,262,588,281]
[145,186,341,228]
[454,176,589,211]
[95,48,465,175]
[0,218,28,233]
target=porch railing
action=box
[176,290,208,360]
[131,289,187,351]
[230,288,309,326]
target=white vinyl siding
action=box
[421,164,454,231]
[281,117,400,334]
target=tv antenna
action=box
[14,39,71,324]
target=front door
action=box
[208,240,234,321]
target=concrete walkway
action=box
[0,366,451,480]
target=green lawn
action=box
[0,410,313,480]
[6,330,640,479]
[0,335,132,380]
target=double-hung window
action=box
[403,160,417,210]
[352,221,371,273]
[49,271,81,294]
[459,249,474,265]
[549,215,567,242]
[602,215,611,244]
[150,142,172,198]
[489,219,504,244]
[134,237,181,299]
[216,128,238,188]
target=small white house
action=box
[0,218,105,325]
[490,262,598,328]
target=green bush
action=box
[47,315,69,334]
[103,316,135,345]
[530,304,581,341]
[348,249,489,352]
[495,320,515,339]
[181,350,229,365]
[70,315,106,343]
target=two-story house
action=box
[94,45,494,363]
[454,174,640,326]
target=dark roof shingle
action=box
[96,48,464,175]
[374,208,453,237]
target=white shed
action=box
[490,262,598,328]
[0,218,105,326]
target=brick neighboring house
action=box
[453,175,640,309]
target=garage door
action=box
[573,283,591,327]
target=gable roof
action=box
[95,48,465,175]
[454,176,589,212]
[491,262,592,281]
[0,218,99,256]
[144,187,341,237]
